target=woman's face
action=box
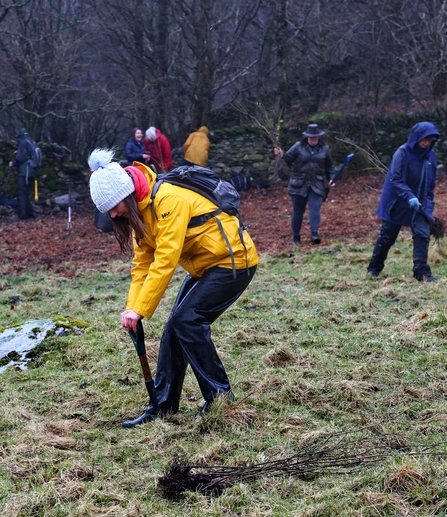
[134,129,143,141]
[109,200,129,219]
[307,136,320,146]
[418,137,433,149]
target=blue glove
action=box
[408,197,421,209]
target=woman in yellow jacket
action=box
[183,126,210,167]
[88,149,259,427]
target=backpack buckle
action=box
[177,167,191,179]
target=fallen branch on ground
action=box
[158,431,447,499]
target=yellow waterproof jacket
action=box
[126,162,259,318]
[183,126,210,167]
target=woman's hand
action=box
[120,309,143,331]
[328,180,335,188]
[274,147,283,158]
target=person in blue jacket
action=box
[367,121,440,281]
[124,128,150,165]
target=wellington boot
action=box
[367,239,391,275]
[413,236,432,280]
[122,405,162,428]
[311,232,321,244]
[195,391,235,421]
[415,274,437,282]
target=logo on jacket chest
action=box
[161,211,171,219]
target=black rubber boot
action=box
[311,231,321,244]
[413,236,434,281]
[367,239,391,277]
[195,391,235,420]
[122,405,162,428]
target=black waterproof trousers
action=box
[153,265,257,414]
[17,176,35,220]
[368,215,432,279]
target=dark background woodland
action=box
[0,0,447,165]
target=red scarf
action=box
[125,166,149,201]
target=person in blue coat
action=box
[367,121,440,281]
[124,128,150,166]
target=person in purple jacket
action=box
[367,121,440,281]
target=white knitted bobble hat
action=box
[88,148,135,213]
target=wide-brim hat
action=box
[302,124,325,137]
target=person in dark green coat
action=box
[275,124,334,244]
[9,128,37,220]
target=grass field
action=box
[1,234,447,516]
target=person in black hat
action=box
[274,123,334,244]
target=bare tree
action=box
[0,0,445,162]
[171,0,263,129]
[391,0,447,103]
[0,0,94,142]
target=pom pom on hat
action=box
[88,148,135,213]
[88,148,115,172]
[145,127,157,141]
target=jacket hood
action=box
[407,121,440,149]
[198,126,209,135]
[16,128,29,141]
[130,161,157,211]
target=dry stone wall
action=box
[200,110,447,185]
[2,110,447,204]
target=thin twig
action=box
[231,99,282,148]
[336,137,387,174]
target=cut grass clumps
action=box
[1,234,447,515]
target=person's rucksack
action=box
[27,140,42,168]
[230,171,248,192]
[150,165,248,277]
[249,173,268,189]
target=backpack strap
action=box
[236,211,250,276]
[188,208,222,228]
[151,178,239,278]
[150,178,164,220]
[213,215,237,278]
[151,178,222,228]
[24,139,35,163]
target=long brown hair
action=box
[111,193,147,253]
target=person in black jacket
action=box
[124,128,150,166]
[275,124,334,244]
[8,128,37,220]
